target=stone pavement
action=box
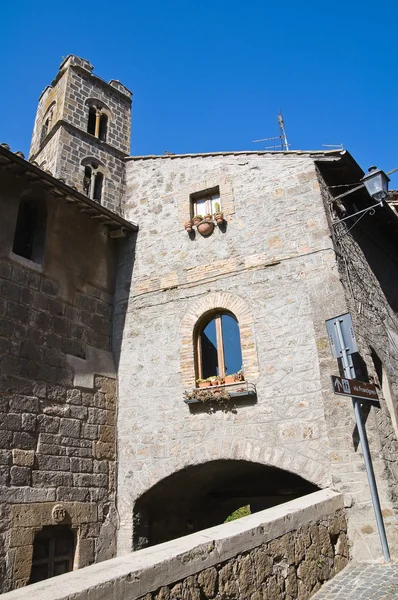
[313,562,398,599]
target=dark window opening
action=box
[93,172,104,201]
[12,198,47,263]
[29,526,75,584]
[197,312,242,380]
[87,106,96,135]
[99,114,108,141]
[40,118,49,145]
[83,166,92,196]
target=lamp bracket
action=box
[332,201,383,226]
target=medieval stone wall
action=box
[0,169,119,591]
[0,490,348,600]
[115,152,398,561]
[116,153,344,553]
[319,176,398,560]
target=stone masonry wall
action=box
[138,510,348,600]
[29,56,131,215]
[319,175,398,560]
[55,125,127,215]
[0,170,119,591]
[0,490,348,600]
[116,152,398,561]
[116,153,339,552]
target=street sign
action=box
[325,313,358,358]
[331,375,379,402]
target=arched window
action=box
[196,312,243,381]
[29,526,75,584]
[82,163,104,201]
[12,197,47,263]
[40,105,55,146]
[86,105,108,142]
[99,114,108,141]
[87,106,96,135]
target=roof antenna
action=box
[253,111,290,151]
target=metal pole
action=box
[334,319,390,562]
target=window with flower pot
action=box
[196,311,243,384]
[190,187,221,219]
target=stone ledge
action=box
[1,489,344,600]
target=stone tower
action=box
[29,55,132,214]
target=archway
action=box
[133,460,319,549]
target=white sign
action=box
[325,313,358,358]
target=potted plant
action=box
[234,370,244,382]
[224,374,235,384]
[213,202,224,224]
[197,219,214,236]
[193,215,203,226]
[197,378,211,388]
[184,219,193,233]
[204,214,213,222]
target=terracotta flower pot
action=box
[204,215,213,222]
[224,375,235,384]
[184,221,193,233]
[234,373,244,382]
[198,381,211,388]
[214,212,224,224]
[197,221,214,236]
[193,217,202,226]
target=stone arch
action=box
[132,457,323,548]
[80,156,109,176]
[130,439,330,501]
[180,292,260,388]
[84,97,113,119]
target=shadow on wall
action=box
[112,232,137,369]
[133,459,319,549]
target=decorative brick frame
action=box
[9,502,97,589]
[177,176,234,228]
[180,292,260,388]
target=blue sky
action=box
[1,0,397,186]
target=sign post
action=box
[326,313,390,563]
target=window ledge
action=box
[8,252,44,273]
[184,381,257,406]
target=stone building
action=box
[1,54,398,593]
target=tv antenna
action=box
[253,111,290,151]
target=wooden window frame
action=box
[190,187,220,218]
[197,312,237,381]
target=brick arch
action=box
[180,292,260,388]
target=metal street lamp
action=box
[361,166,390,203]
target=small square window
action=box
[190,187,221,218]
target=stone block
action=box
[73,473,107,488]
[12,450,35,467]
[36,454,70,471]
[32,471,73,487]
[12,432,36,450]
[10,466,31,486]
[21,413,37,432]
[71,458,93,473]
[60,418,81,438]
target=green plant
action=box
[214,202,221,213]
[224,505,251,523]
[193,214,203,220]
